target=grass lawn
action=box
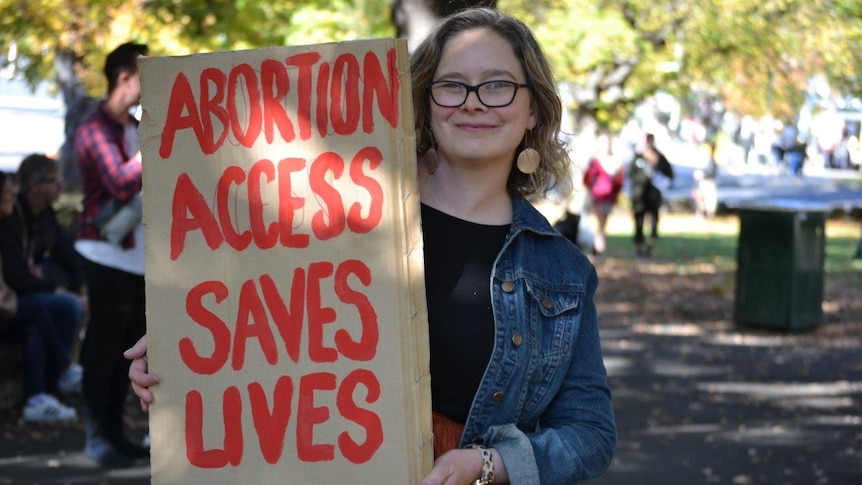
[586,209,861,335]
[597,210,862,275]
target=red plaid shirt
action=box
[75,102,142,245]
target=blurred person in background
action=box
[0,154,86,397]
[692,140,719,219]
[0,170,79,422]
[628,133,674,258]
[582,131,623,260]
[74,41,149,468]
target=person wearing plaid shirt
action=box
[74,41,150,469]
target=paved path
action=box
[592,320,862,485]
[0,391,149,484]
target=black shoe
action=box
[115,437,150,459]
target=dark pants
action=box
[82,260,146,446]
[786,151,805,176]
[1,301,62,398]
[634,209,660,244]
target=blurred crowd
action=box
[540,100,862,261]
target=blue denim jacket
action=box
[459,198,616,485]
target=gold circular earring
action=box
[517,149,540,174]
[423,147,438,174]
[517,130,540,174]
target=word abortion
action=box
[158,49,402,158]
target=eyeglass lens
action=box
[431,81,523,108]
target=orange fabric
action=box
[432,411,465,460]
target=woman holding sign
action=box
[128,8,616,484]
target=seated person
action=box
[0,154,87,394]
[0,170,77,422]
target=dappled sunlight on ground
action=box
[698,381,862,398]
[591,210,862,484]
[632,323,705,336]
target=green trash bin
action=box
[734,206,826,330]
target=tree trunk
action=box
[391,0,496,52]
[54,48,97,192]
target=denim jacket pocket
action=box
[522,279,583,414]
[525,279,582,318]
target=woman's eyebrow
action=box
[434,68,517,80]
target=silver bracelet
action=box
[467,444,495,485]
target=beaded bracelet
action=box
[467,444,495,485]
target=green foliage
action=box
[284,0,395,46]
[0,0,859,126]
[500,0,862,128]
[0,0,393,97]
[0,0,120,92]
[143,0,393,50]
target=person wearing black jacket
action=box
[0,154,86,396]
[628,133,674,258]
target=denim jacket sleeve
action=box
[460,199,616,485]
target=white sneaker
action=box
[58,363,83,394]
[23,393,77,422]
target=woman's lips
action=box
[455,122,496,131]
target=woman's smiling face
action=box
[430,27,536,170]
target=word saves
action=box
[181,261,382,469]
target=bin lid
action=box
[730,198,833,212]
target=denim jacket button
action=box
[512,333,523,346]
[491,391,505,403]
[542,296,553,309]
[501,281,515,292]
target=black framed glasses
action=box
[430,80,529,108]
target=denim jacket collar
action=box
[509,197,559,238]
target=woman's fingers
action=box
[123,335,148,360]
[125,335,158,412]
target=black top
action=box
[629,150,674,213]
[421,203,510,424]
[0,194,83,294]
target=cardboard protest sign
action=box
[139,38,431,484]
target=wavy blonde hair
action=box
[410,8,570,199]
